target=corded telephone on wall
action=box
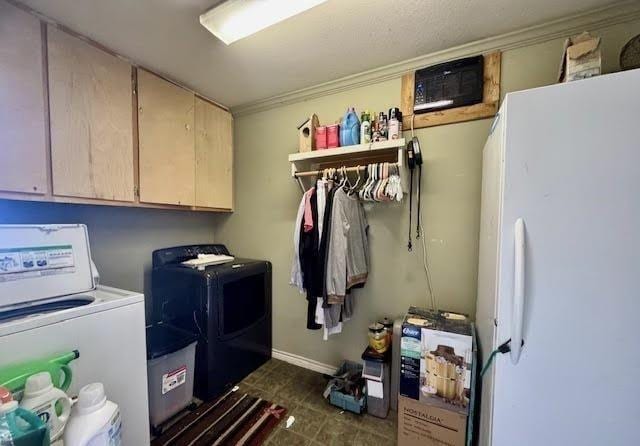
[406,136,423,251]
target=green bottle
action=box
[0,350,79,397]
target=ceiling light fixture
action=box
[200,0,328,45]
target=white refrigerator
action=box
[476,69,640,446]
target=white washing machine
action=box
[0,224,149,445]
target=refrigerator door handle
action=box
[511,218,525,364]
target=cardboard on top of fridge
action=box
[400,307,474,415]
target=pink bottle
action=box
[327,124,340,148]
[315,126,327,149]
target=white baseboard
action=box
[271,349,337,376]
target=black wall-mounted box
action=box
[413,55,484,114]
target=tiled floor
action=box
[237,358,397,446]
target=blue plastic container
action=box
[328,361,366,414]
[340,108,360,147]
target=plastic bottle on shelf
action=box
[360,110,371,144]
[63,383,122,446]
[340,108,360,147]
[378,112,388,141]
[0,386,50,446]
[388,107,401,140]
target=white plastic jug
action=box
[19,371,72,441]
[63,383,122,446]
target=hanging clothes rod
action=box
[293,163,398,178]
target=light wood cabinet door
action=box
[48,26,135,201]
[195,97,233,210]
[137,69,195,206]
[0,1,47,195]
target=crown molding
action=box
[232,1,640,117]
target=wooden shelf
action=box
[288,139,405,162]
[289,139,405,177]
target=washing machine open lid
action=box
[0,225,96,309]
[0,285,144,337]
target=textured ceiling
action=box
[19,0,620,108]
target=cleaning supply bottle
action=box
[388,107,401,140]
[20,372,72,441]
[360,110,371,144]
[0,351,79,398]
[377,112,388,141]
[340,108,360,147]
[0,386,50,446]
[63,383,122,446]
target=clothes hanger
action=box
[339,166,348,188]
[349,165,362,195]
[387,163,398,201]
[383,162,391,201]
[360,165,371,200]
[378,162,387,201]
[370,163,380,202]
[363,164,373,201]
[341,166,350,190]
[374,163,383,202]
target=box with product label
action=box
[399,307,439,400]
[399,395,468,446]
[399,307,476,446]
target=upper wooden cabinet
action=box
[195,97,233,210]
[0,1,47,195]
[137,69,195,206]
[0,7,232,212]
[47,26,135,201]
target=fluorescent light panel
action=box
[200,0,328,45]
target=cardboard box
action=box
[398,395,467,446]
[398,308,477,446]
[420,326,473,412]
[400,308,473,410]
[557,32,601,83]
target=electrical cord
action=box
[410,114,436,309]
[480,339,525,377]
[418,207,436,310]
[416,166,422,240]
[408,168,414,251]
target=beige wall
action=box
[215,20,639,367]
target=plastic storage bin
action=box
[328,361,366,414]
[146,324,198,428]
[362,347,390,418]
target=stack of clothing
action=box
[290,179,369,339]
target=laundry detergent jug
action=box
[0,387,50,446]
[63,383,121,446]
[20,372,72,441]
[0,350,79,398]
[340,108,360,147]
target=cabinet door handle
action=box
[511,218,525,365]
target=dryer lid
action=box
[0,225,96,309]
[152,244,231,267]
